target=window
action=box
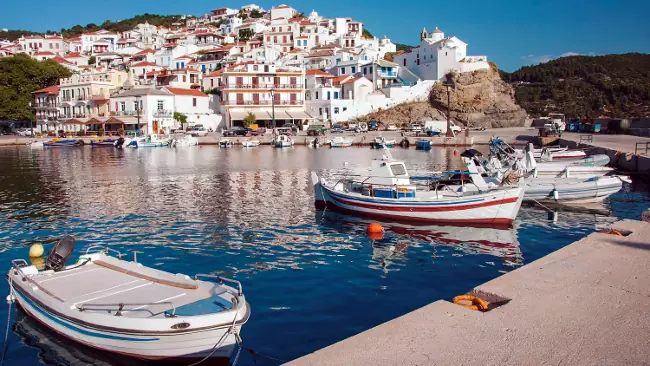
[279,27,282,32]
[403,59,406,66]
[319,108,322,115]
[340,67,345,74]
[363,67,367,74]
[351,66,356,73]
[315,91,319,99]
[192,98,197,107]
[327,91,331,100]
[211,79,214,87]
[369,66,373,73]
[183,75,187,82]
[120,102,125,111]
[253,65,258,71]
[390,164,407,176]
[334,107,339,114]
[157,100,164,110]
[133,101,139,111]
[140,100,143,110]
[334,91,339,99]
[446,52,448,56]
[343,107,347,112]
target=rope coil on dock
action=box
[452,295,489,312]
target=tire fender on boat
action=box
[452,295,489,311]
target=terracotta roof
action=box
[288,17,303,23]
[205,69,223,77]
[300,20,312,26]
[296,36,308,39]
[65,52,84,58]
[306,69,332,77]
[51,56,74,65]
[33,51,54,56]
[134,48,155,55]
[332,75,352,84]
[176,55,193,59]
[132,61,157,67]
[341,77,362,85]
[164,87,207,97]
[45,35,61,40]
[66,37,82,42]
[32,85,59,95]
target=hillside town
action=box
[2,4,490,135]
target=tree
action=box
[238,29,255,42]
[0,54,72,121]
[174,112,188,130]
[88,56,96,65]
[242,112,256,127]
[362,29,373,39]
[250,9,263,18]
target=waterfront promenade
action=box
[288,219,650,365]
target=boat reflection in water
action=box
[316,210,523,273]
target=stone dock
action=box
[287,219,650,365]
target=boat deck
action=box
[30,256,232,319]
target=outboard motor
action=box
[45,236,76,271]
[114,137,125,148]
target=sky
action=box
[1,0,649,71]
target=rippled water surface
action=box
[0,146,648,365]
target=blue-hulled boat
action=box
[415,140,432,150]
[43,139,82,147]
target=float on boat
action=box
[330,136,353,148]
[311,150,525,226]
[6,237,250,363]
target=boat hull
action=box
[44,140,81,147]
[11,285,242,361]
[523,176,623,204]
[312,173,524,226]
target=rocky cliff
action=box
[365,66,528,128]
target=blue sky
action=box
[1,0,649,71]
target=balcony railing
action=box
[153,110,172,118]
[377,71,397,78]
[220,83,303,90]
[222,100,304,106]
[111,110,142,117]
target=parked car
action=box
[249,127,266,136]
[368,120,380,131]
[187,124,209,137]
[330,126,345,133]
[355,122,368,133]
[307,124,328,136]
[276,126,294,136]
[222,126,249,137]
[347,122,358,131]
[386,124,398,131]
[408,123,423,133]
[422,120,462,135]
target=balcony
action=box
[153,110,172,118]
[377,71,397,78]
[222,99,304,106]
[111,110,142,117]
[220,83,303,90]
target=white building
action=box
[81,30,120,54]
[216,62,310,128]
[109,88,175,134]
[393,27,489,81]
[269,4,296,21]
[162,87,220,130]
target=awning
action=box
[270,110,291,119]
[63,118,90,125]
[229,110,272,121]
[106,116,146,125]
[286,110,314,119]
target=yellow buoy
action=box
[29,243,44,258]
[30,256,45,270]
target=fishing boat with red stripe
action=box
[311,150,525,226]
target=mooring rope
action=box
[187,304,241,366]
[1,277,14,366]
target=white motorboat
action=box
[311,150,525,226]
[242,139,260,148]
[126,134,170,148]
[219,139,233,148]
[7,237,250,363]
[463,150,627,204]
[370,136,396,149]
[170,133,199,147]
[330,136,353,148]
[308,137,329,148]
[28,141,44,149]
[274,135,293,148]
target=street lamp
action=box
[27,100,34,137]
[442,80,455,137]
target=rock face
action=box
[429,67,528,128]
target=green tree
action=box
[238,28,255,42]
[0,54,72,121]
[250,9,263,18]
[173,112,188,130]
[362,29,373,39]
[242,112,256,128]
[88,55,96,65]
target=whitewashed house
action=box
[162,87,221,130]
[109,88,175,134]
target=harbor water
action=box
[0,145,648,365]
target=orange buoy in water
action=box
[367,231,384,241]
[367,222,384,233]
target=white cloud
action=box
[560,52,581,57]
[520,51,590,66]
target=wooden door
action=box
[152,120,159,134]
[252,77,259,88]
[236,76,243,87]
[290,93,297,104]
[253,93,260,104]
[237,93,244,105]
[274,77,280,88]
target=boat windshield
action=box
[390,163,407,176]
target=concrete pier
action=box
[287,219,650,366]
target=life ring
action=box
[399,138,410,148]
[453,295,489,311]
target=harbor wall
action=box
[286,219,650,365]
[558,137,650,177]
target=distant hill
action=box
[501,53,650,118]
[0,13,183,41]
[395,43,414,52]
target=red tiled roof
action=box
[32,85,59,95]
[51,56,74,65]
[132,61,157,67]
[341,77,361,85]
[306,69,332,77]
[164,87,207,96]
[66,37,82,42]
[332,75,351,84]
[300,20,312,26]
[176,55,192,59]
[45,35,61,40]
[65,52,83,58]
[296,36,308,39]
[134,48,155,55]
[205,69,223,77]
[33,51,54,56]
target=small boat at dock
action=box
[311,149,524,226]
[330,136,353,148]
[220,139,234,148]
[7,236,250,363]
[90,137,125,148]
[43,139,82,147]
[370,136,396,149]
[274,135,294,148]
[242,139,260,148]
[415,140,432,150]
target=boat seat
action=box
[94,255,199,290]
[169,296,234,317]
